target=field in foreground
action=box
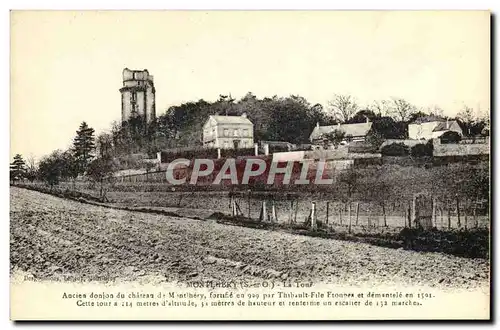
[10,187,489,289]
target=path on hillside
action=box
[10,187,489,288]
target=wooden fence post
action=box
[348,202,352,233]
[473,199,478,228]
[271,201,277,223]
[310,202,316,230]
[294,201,298,224]
[326,201,330,227]
[464,199,468,230]
[412,195,416,228]
[259,200,267,222]
[247,191,251,219]
[339,204,343,226]
[432,197,436,228]
[447,201,451,229]
[355,202,360,226]
[456,196,461,228]
[408,201,412,229]
[382,202,387,227]
[348,202,352,228]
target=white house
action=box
[309,119,373,149]
[202,113,254,149]
[408,120,463,140]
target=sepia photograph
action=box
[9,10,491,320]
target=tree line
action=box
[10,122,116,198]
[108,92,490,156]
[11,92,490,190]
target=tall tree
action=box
[371,116,407,139]
[427,105,444,117]
[25,155,38,182]
[347,109,378,124]
[37,150,72,189]
[72,122,96,174]
[370,100,391,117]
[409,110,430,123]
[96,133,114,158]
[267,95,327,144]
[390,98,416,122]
[62,150,80,191]
[328,94,359,122]
[456,105,476,136]
[87,155,116,201]
[10,154,26,183]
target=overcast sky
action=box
[10,11,490,160]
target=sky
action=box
[10,10,490,160]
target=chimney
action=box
[316,122,320,129]
[241,112,247,118]
[366,117,370,123]
[446,119,449,129]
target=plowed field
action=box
[10,187,489,288]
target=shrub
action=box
[410,140,433,157]
[440,131,462,144]
[222,147,256,158]
[268,145,291,154]
[381,143,409,156]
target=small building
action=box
[309,119,373,149]
[202,113,254,149]
[408,120,463,140]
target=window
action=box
[243,129,248,137]
[234,129,239,137]
[223,141,229,148]
[223,129,229,137]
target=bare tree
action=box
[390,98,416,122]
[370,100,391,117]
[427,105,444,117]
[25,154,37,182]
[328,94,358,122]
[457,104,477,136]
[457,105,475,123]
[479,108,490,125]
[96,133,114,158]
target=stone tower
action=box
[120,68,156,124]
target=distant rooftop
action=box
[209,114,253,125]
[310,122,373,141]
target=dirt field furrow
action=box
[10,187,489,288]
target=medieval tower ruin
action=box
[120,68,156,124]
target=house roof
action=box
[408,120,459,131]
[310,122,373,141]
[408,120,463,140]
[208,115,253,125]
[432,121,459,132]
